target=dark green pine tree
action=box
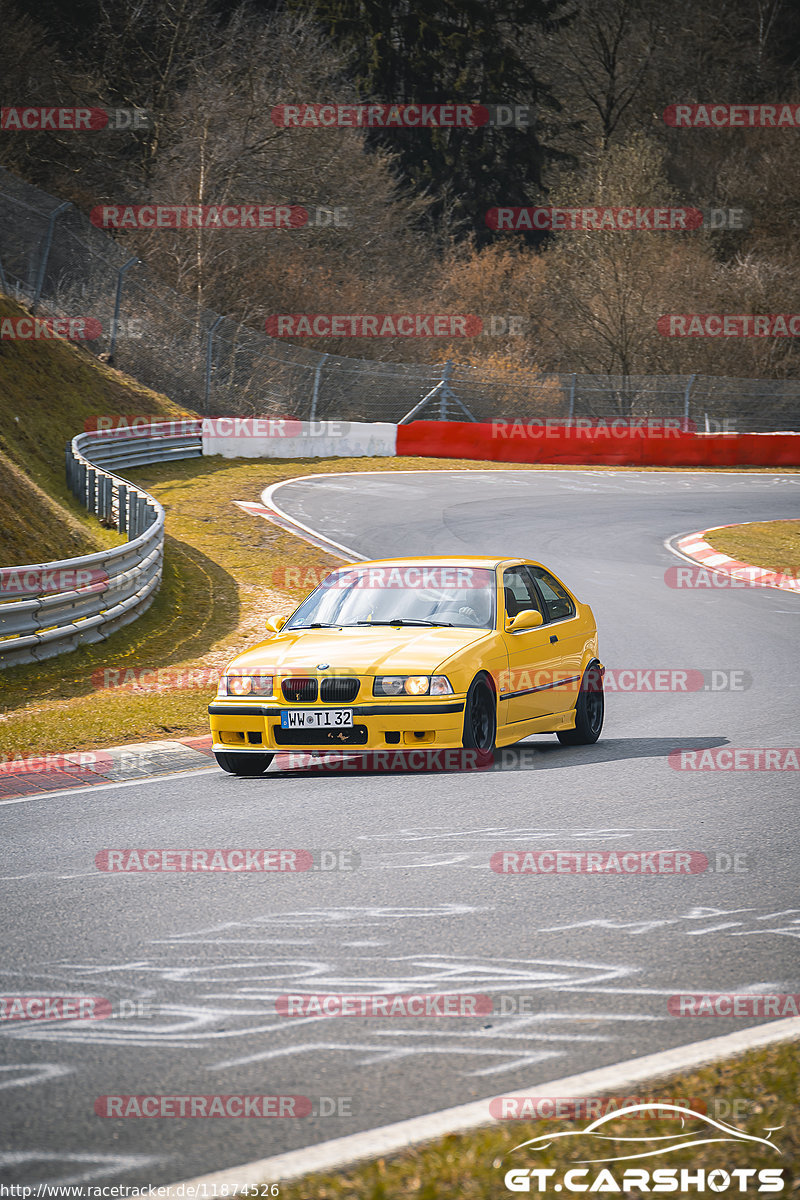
[290,0,569,243]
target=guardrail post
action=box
[310,353,329,421]
[32,201,71,312]
[87,468,96,514]
[65,443,73,493]
[118,484,128,535]
[79,462,87,506]
[108,256,139,363]
[204,315,224,412]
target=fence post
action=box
[310,353,329,422]
[32,201,71,312]
[439,361,451,419]
[118,484,128,535]
[108,256,139,362]
[568,372,577,424]
[683,374,695,429]
[204,315,224,412]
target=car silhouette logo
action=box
[508,1103,783,1164]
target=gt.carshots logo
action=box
[265,314,482,337]
[502,1103,785,1193]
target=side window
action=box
[502,567,543,620]
[528,567,575,622]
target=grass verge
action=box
[0,294,190,565]
[704,519,800,578]
[270,1041,798,1199]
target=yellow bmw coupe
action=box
[208,556,604,775]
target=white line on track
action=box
[163,1016,800,1193]
[0,767,218,807]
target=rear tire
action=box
[557,663,604,745]
[214,751,274,776]
[462,675,497,753]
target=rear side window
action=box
[529,567,576,622]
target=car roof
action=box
[333,556,540,570]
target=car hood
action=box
[226,626,489,677]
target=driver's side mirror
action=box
[506,609,544,633]
[265,614,289,633]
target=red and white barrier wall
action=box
[202,417,800,467]
[395,422,800,468]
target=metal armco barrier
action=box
[0,422,202,668]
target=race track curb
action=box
[673,524,800,592]
[0,734,216,801]
[163,1016,800,1194]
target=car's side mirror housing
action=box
[506,609,544,632]
[265,614,289,633]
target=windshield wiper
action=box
[354,619,456,627]
[291,622,341,629]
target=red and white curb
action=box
[163,1017,800,1194]
[0,736,216,803]
[235,490,364,562]
[672,525,800,592]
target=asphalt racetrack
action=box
[2,468,799,1189]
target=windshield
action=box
[285,565,496,630]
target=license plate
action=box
[280,709,353,729]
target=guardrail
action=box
[0,421,202,668]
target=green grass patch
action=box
[0,294,190,565]
[705,520,800,579]
[270,1041,798,1199]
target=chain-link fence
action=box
[1,166,799,431]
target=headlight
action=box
[373,675,453,697]
[218,673,273,697]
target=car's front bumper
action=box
[208,698,466,754]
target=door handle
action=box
[550,634,558,643]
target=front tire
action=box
[557,663,604,745]
[462,675,497,753]
[214,751,274,776]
